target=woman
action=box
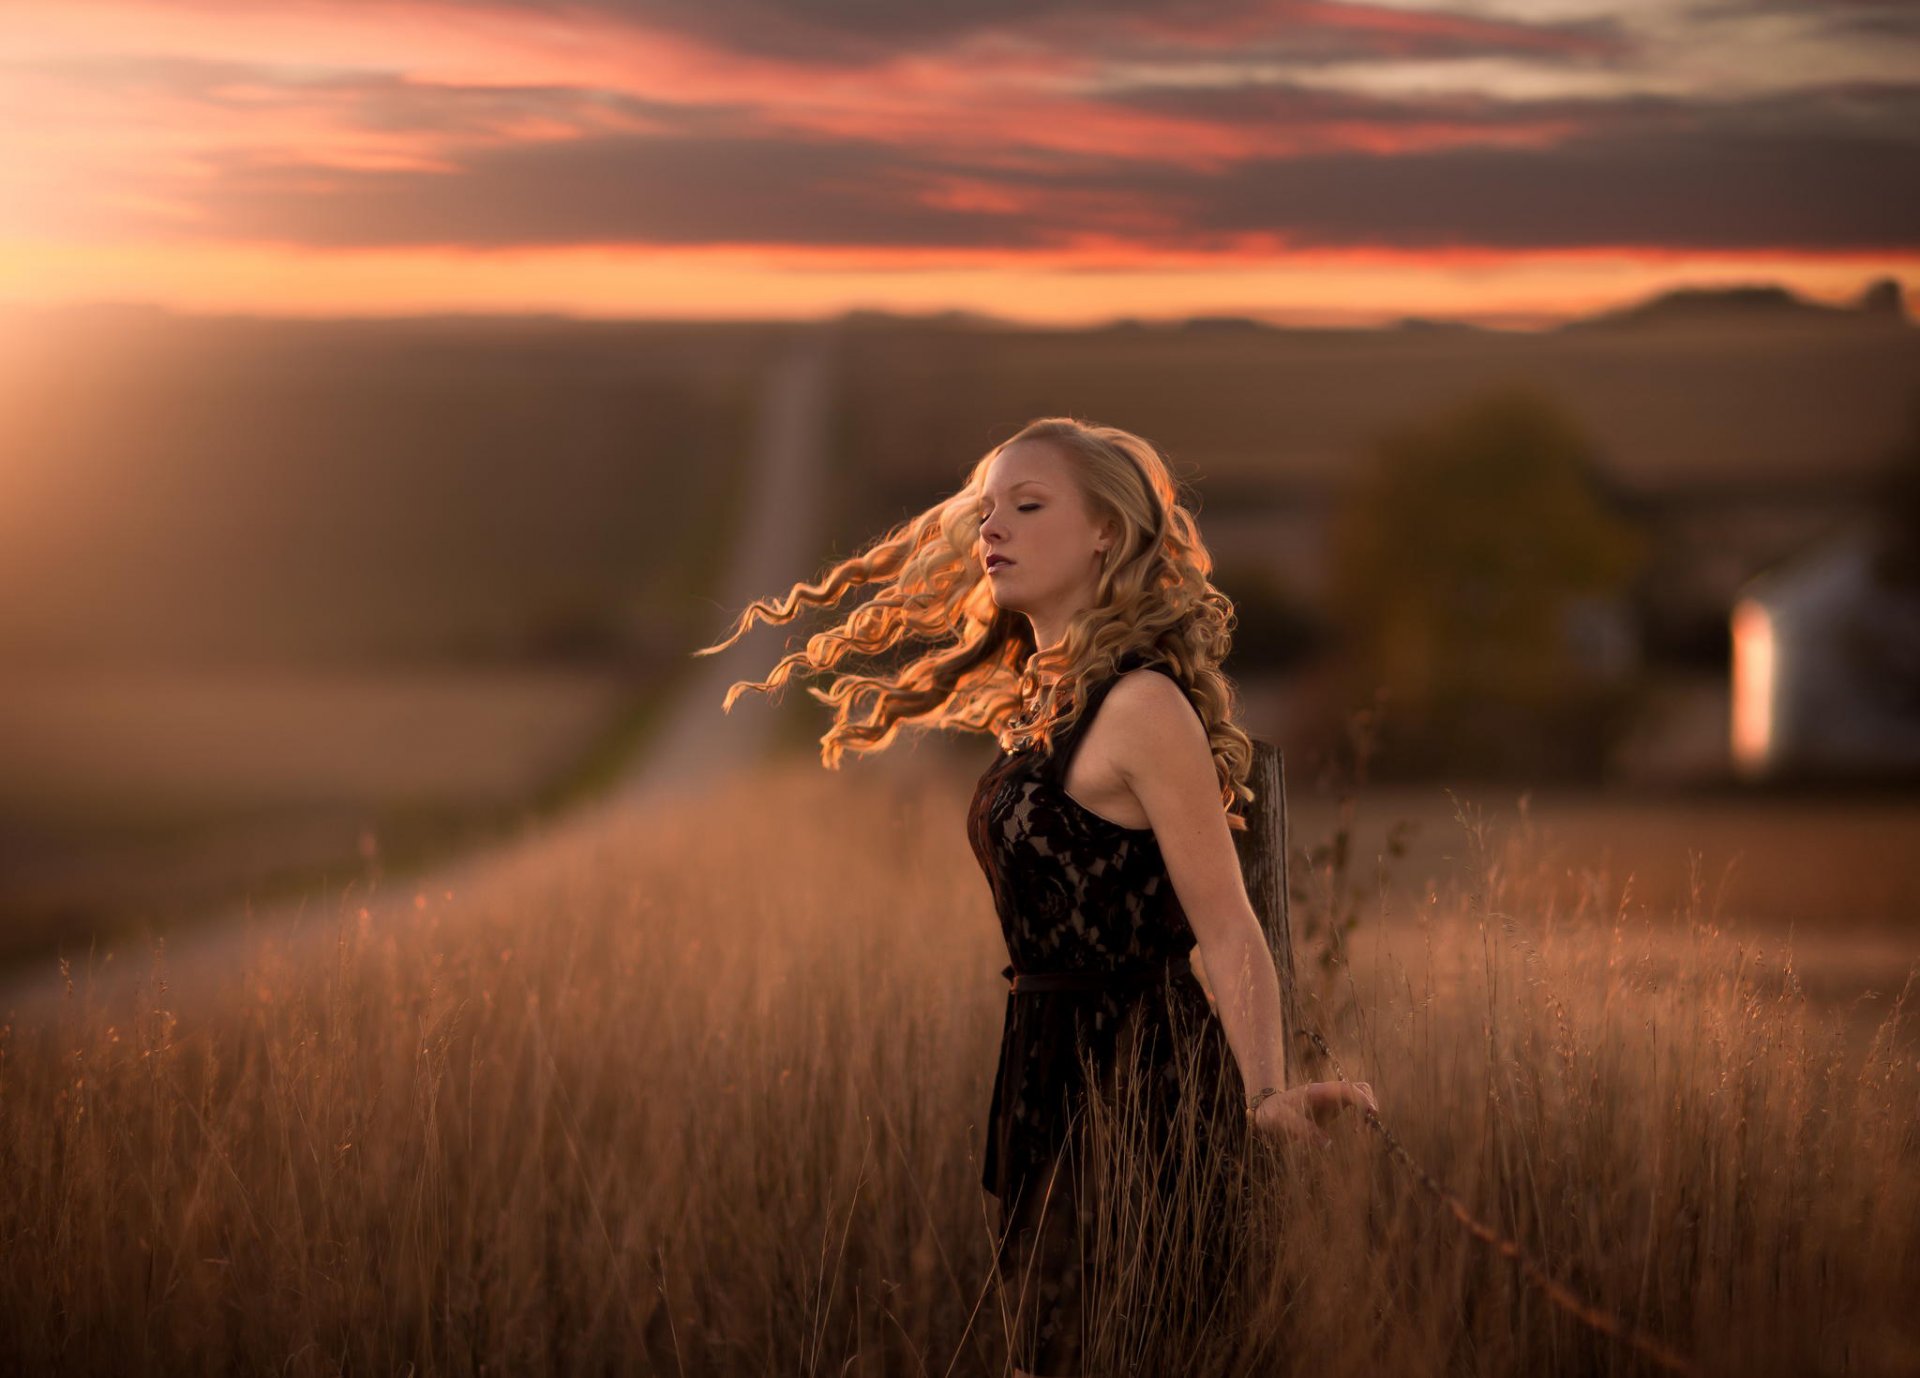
[701,416,1376,1376]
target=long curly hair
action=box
[695,416,1258,829]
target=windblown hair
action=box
[695,416,1257,829]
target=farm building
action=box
[1730,518,1920,782]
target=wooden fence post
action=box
[1231,737,1300,1090]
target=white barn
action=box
[1730,518,1920,781]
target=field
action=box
[5,307,1914,980]
[0,311,782,668]
[0,311,781,970]
[825,313,1920,511]
[2,750,1914,1375]
[0,662,647,970]
[2,306,1915,1373]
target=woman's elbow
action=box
[1190,906,1270,982]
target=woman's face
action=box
[976,439,1114,627]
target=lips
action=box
[986,554,1015,570]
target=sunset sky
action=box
[3,0,1917,328]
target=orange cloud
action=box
[2,0,1914,322]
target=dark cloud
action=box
[496,0,1628,67]
[1689,0,1920,43]
[1107,73,1920,147]
[6,52,761,140]
[167,132,1034,249]
[130,78,1920,253]
[1080,80,1920,252]
[1145,83,1920,250]
[1100,79,1577,132]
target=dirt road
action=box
[615,320,837,806]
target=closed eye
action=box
[978,504,1040,525]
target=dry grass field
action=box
[3,751,1914,1376]
[0,663,643,969]
[3,305,1914,1373]
[0,311,779,972]
[6,305,1912,1009]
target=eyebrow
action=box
[981,480,1051,500]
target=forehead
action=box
[982,439,1068,494]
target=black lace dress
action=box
[966,650,1251,1374]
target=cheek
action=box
[1036,512,1080,559]
[1041,516,1093,569]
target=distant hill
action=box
[1100,276,1913,337]
[1562,276,1910,333]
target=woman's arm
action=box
[1109,672,1376,1144]
[1102,672,1287,1100]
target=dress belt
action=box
[1000,955,1184,994]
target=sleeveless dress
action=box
[966,650,1251,1374]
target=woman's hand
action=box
[1248,1080,1377,1148]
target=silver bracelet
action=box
[1244,1085,1283,1114]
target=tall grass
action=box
[1,757,1914,1375]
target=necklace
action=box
[1003,700,1042,754]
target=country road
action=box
[615,319,837,805]
[0,321,841,1024]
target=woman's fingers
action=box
[1305,1082,1344,1122]
[1251,1081,1377,1148]
[1305,1079,1378,1122]
[1250,1095,1332,1148]
[1266,1115,1331,1149]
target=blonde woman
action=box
[702,417,1376,1376]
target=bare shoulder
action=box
[1101,667,1207,762]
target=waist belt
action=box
[1000,955,1184,994]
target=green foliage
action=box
[1867,383,1920,587]
[1326,384,1649,778]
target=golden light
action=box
[1729,595,1774,780]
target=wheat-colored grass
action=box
[2,756,1915,1375]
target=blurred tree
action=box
[1325,384,1649,780]
[1867,384,1920,589]
[1851,384,1920,717]
[1214,560,1329,673]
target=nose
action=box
[979,511,1008,548]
